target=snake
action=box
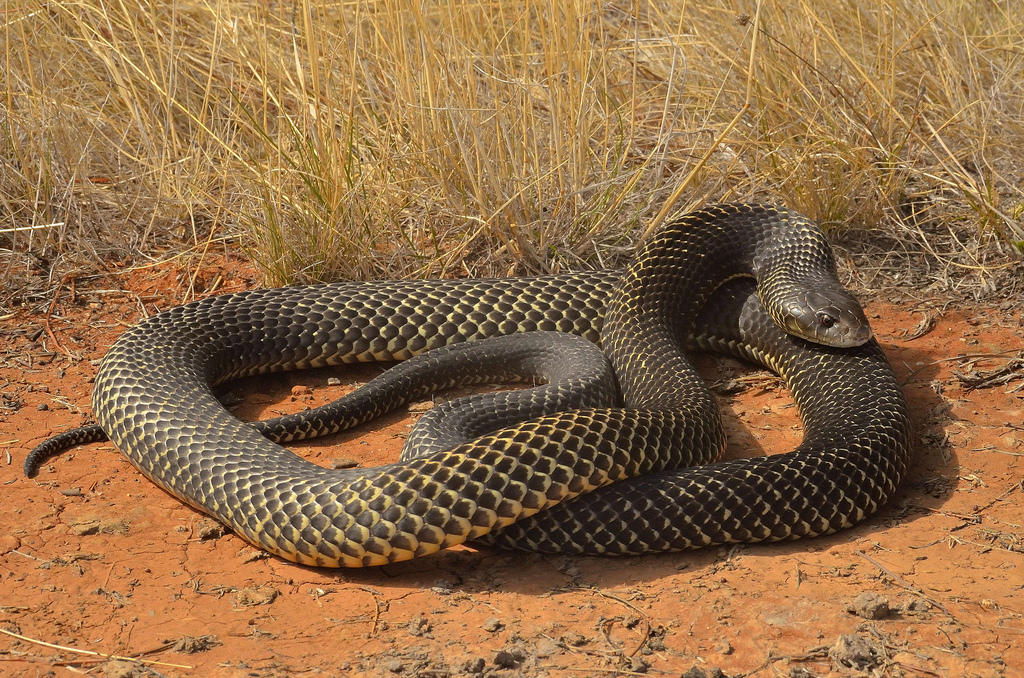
[25,203,910,567]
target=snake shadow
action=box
[240,338,958,593]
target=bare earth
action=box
[2,255,1022,677]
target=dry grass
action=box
[2,0,1022,307]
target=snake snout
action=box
[784,289,873,348]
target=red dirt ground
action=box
[1,255,1022,677]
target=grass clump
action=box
[2,0,1022,306]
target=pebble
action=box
[291,385,313,396]
[329,458,360,469]
[628,656,649,673]
[493,646,526,669]
[482,617,503,632]
[196,519,225,540]
[172,635,221,653]
[68,518,100,535]
[36,403,49,411]
[219,391,245,407]
[462,657,486,673]
[234,585,280,607]
[560,631,587,646]
[829,634,881,671]
[846,592,890,620]
[534,638,559,658]
[407,615,432,637]
[683,669,728,678]
[384,659,403,673]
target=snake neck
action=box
[603,203,842,409]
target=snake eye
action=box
[817,311,836,329]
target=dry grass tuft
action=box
[2,0,1022,306]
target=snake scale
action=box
[26,203,910,567]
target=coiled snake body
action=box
[27,204,910,567]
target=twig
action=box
[0,222,65,234]
[595,591,653,658]
[358,586,382,637]
[42,274,74,358]
[536,666,675,676]
[900,350,1021,385]
[0,628,193,669]
[896,661,943,677]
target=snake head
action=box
[782,289,872,348]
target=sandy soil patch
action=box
[2,257,1022,677]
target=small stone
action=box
[384,659,404,673]
[327,377,342,386]
[789,667,818,678]
[219,391,245,407]
[493,646,526,669]
[716,639,734,655]
[36,402,48,411]
[196,519,225,540]
[102,659,144,678]
[432,577,457,593]
[903,598,931,614]
[408,401,434,413]
[407,615,432,636]
[628,656,648,673]
[829,634,882,671]
[683,668,728,678]
[239,548,270,563]
[846,592,890,620]
[172,635,221,653]
[98,519,129,535]
[463,657,486,673]
[329,457,360,469]
[482,617,503,632]
[234,585,280,607]
[67,518,100,536]
[535,638,559,658]
[560,631,587,646]
[291,385,313,396]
